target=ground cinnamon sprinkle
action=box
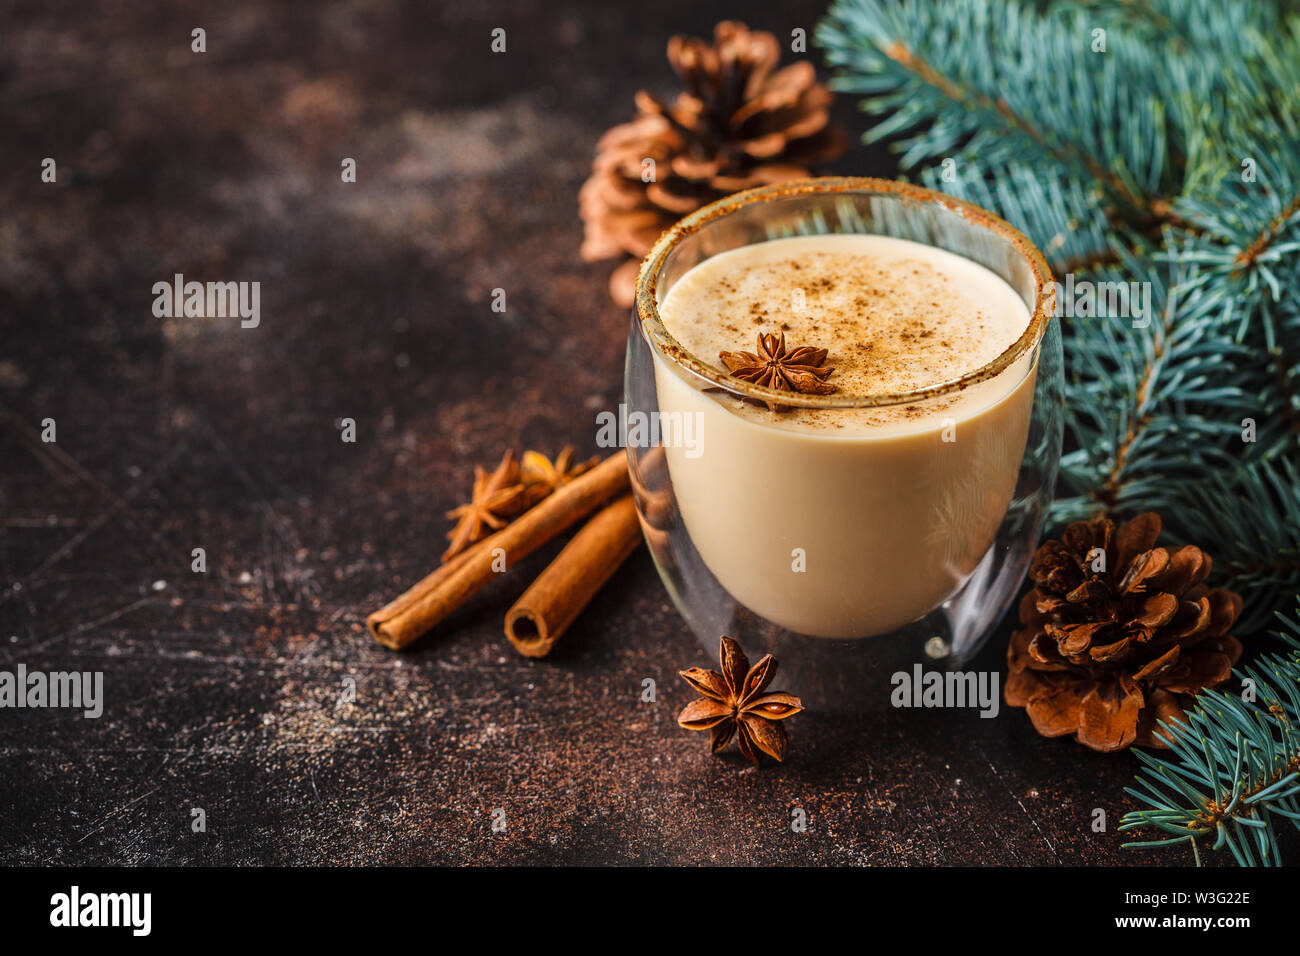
[658,234,1031,433]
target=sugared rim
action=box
[634,176,1056,409]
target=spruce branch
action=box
[1118,599,1300,866]
[1085,0,1283,66]
[1163,461,1300,635]
[817,0,1182,220]
[1051,250,1253,521]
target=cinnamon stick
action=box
[367,451,630,650]
[504,495,641,658]
[365,534,492,643]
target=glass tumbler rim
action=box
[634,176,1057,410]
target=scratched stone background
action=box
[0,0,1245,866]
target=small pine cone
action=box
[579,21,848,307]
[1005,512,1244,752]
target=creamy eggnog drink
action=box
[653,233,1036,639]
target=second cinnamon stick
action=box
[504,494,641,657]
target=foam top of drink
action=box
[657,233,1033,435]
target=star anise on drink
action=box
[521,445,600,506]
[719,331,835,410]
[677,635,804,766]
[443,450,528,562]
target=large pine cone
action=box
[579,21,847,307]
[1005,512,1243,752]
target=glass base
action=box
[640,487,1041,712]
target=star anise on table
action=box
[442,450,528,562]
[521,445,600,506]
[718,331,835,410]
[677,635,804,766]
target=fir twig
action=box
[1118,600,1300,866]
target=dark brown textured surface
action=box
[0,0,1201,865]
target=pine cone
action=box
[1005,512,1244,752]
[579,21,848,307]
